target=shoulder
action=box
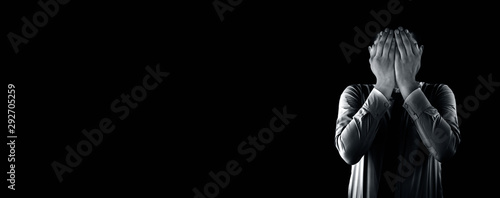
[342,84,374,95]
[339,84,375,106]
[421,82,454,94]
[420,82,456,101]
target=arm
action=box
[394,27,460,161]
[403,86,461,162]
[335,86,392,165]
[335,28,396,165]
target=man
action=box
[335,27,461,197]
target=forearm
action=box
[336,88,392,165]
[403,88,461,161]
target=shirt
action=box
[335,82,461,198]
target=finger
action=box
[389,36,396,61]
[375,29,387,57]
[375,28,389,57]
[382,30,394,58]
[401,29,413,56]
[408,32,419,54]
[395,45,401,69]
[374,32,380,45]
[368,45,374,58]
[408,32,417,43]
[394,28,406,58]
[369,42,379,59]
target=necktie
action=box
[379,91,404,197]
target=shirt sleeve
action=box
[335,85,393,165]
[403,86,461,162]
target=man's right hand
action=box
[369,28,396,99]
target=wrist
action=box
[375,80,394,100]
[399,81,419,99]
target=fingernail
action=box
[385,28,389,32]
[405,29,409,33]
[395,29,399,34]
[398,26,403,31]
[389,30,393,34]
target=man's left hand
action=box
[394,27,424,99]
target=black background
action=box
[3,0,499,197]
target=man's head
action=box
[371,26,422,73]
[369,26,424,98]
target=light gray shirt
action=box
[335,82,461,198]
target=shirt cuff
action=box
[403,88,433,120]
[359,88,393,119]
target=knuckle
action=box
[375,56,385,62]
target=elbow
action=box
[335,136,362,165]
[338,147,362,165]
[432,143,458,162]
[342,154,362,165]
[425,128,461,162]
[438,136,461,162]
[433,150,454,162]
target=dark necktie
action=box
[378,91,404,197]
